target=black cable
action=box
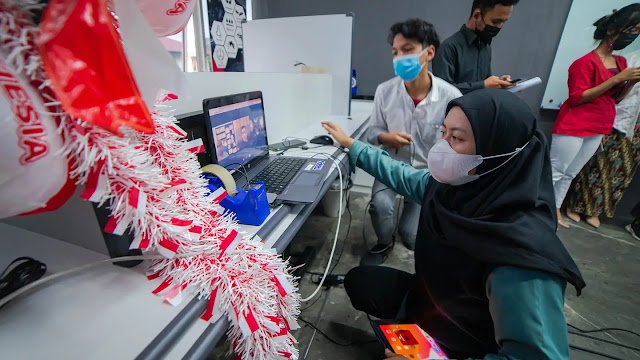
[298,316,378,347]
[0,257,46,300]
[568,330,640,352]
[568,323,640,338]
[222,162,251,189]
[569,344,625,360]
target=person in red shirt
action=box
[551,4,640,228]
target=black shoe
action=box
[360,243,393,266]
[626,223,640,241]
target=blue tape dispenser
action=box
[201,164,270,226]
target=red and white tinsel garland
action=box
[0,2,300,359]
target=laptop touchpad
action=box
[295,172,322,185]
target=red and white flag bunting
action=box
[187,224,203,241]
[80,160,110,203]
[146,271,161,280]
[130,233,151,250]
[152,276,173,295]
[167,123,187,138]
[201,287,225,322]
[128,186,147,214]
[283,313,300,331]
[273,272,295,298]
[104,215,129,236]
[234,305,260,338]
[165,216,194,233]
[209,186,227,203]
[277,351,294,360]
[185,138,204,154]
[158,238,179,258]
[163,283,188,306]
[218,229,241,256]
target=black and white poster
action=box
[207,0,246,72]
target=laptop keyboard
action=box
[251,158,307,194]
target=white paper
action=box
[508,77,543,93]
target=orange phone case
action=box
[378,324,448,359]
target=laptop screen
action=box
[206,95,268,169]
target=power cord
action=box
[566,323,640,360]
[223,162,251,189]
[0,257,46,300]
[568,323,640,338]
[569,344,625,360]
[300,154,344,302]
[298,316,378,347]
[306,151,352,279]
[300,288,326,312]
[568,330,640,352]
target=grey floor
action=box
[213,192,640,359]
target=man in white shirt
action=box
[362,18,462,266]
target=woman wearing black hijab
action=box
[321,89,585,360]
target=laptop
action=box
[203,91,331,204]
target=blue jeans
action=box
[369,179,421,247]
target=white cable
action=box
[299,153,344,302]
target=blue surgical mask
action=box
[393,49,426,82]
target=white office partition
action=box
[242,14,353,116]
[2,188,108,255]
[171,72,333,143]
[542,0,640,109]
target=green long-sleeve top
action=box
[349,140,570,360]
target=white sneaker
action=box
[626,224,640,241]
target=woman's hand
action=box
[321,121,354,148]
[384,349,408,359]
[614,67,640,83]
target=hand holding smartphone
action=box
[371,320,449,359]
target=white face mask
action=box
[426,139,530,186]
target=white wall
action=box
[543,0,640,109]
[172,72,333,143]
[242,14,353,116]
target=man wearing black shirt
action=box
[433,0,519,94]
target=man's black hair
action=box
[471,0,520,16]
[593,3,640,40]
[388,18,440,50]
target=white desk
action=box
[0,103,370,360]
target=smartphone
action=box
[268,139,306,152]
[509,78,523,84]
[371,320,449,359]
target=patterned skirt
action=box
[567,125,640,218]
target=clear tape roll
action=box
[201,164,238,197]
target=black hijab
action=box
[423,89,585,294]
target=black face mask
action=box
[476,19,502,44]
[613,32,639,50]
